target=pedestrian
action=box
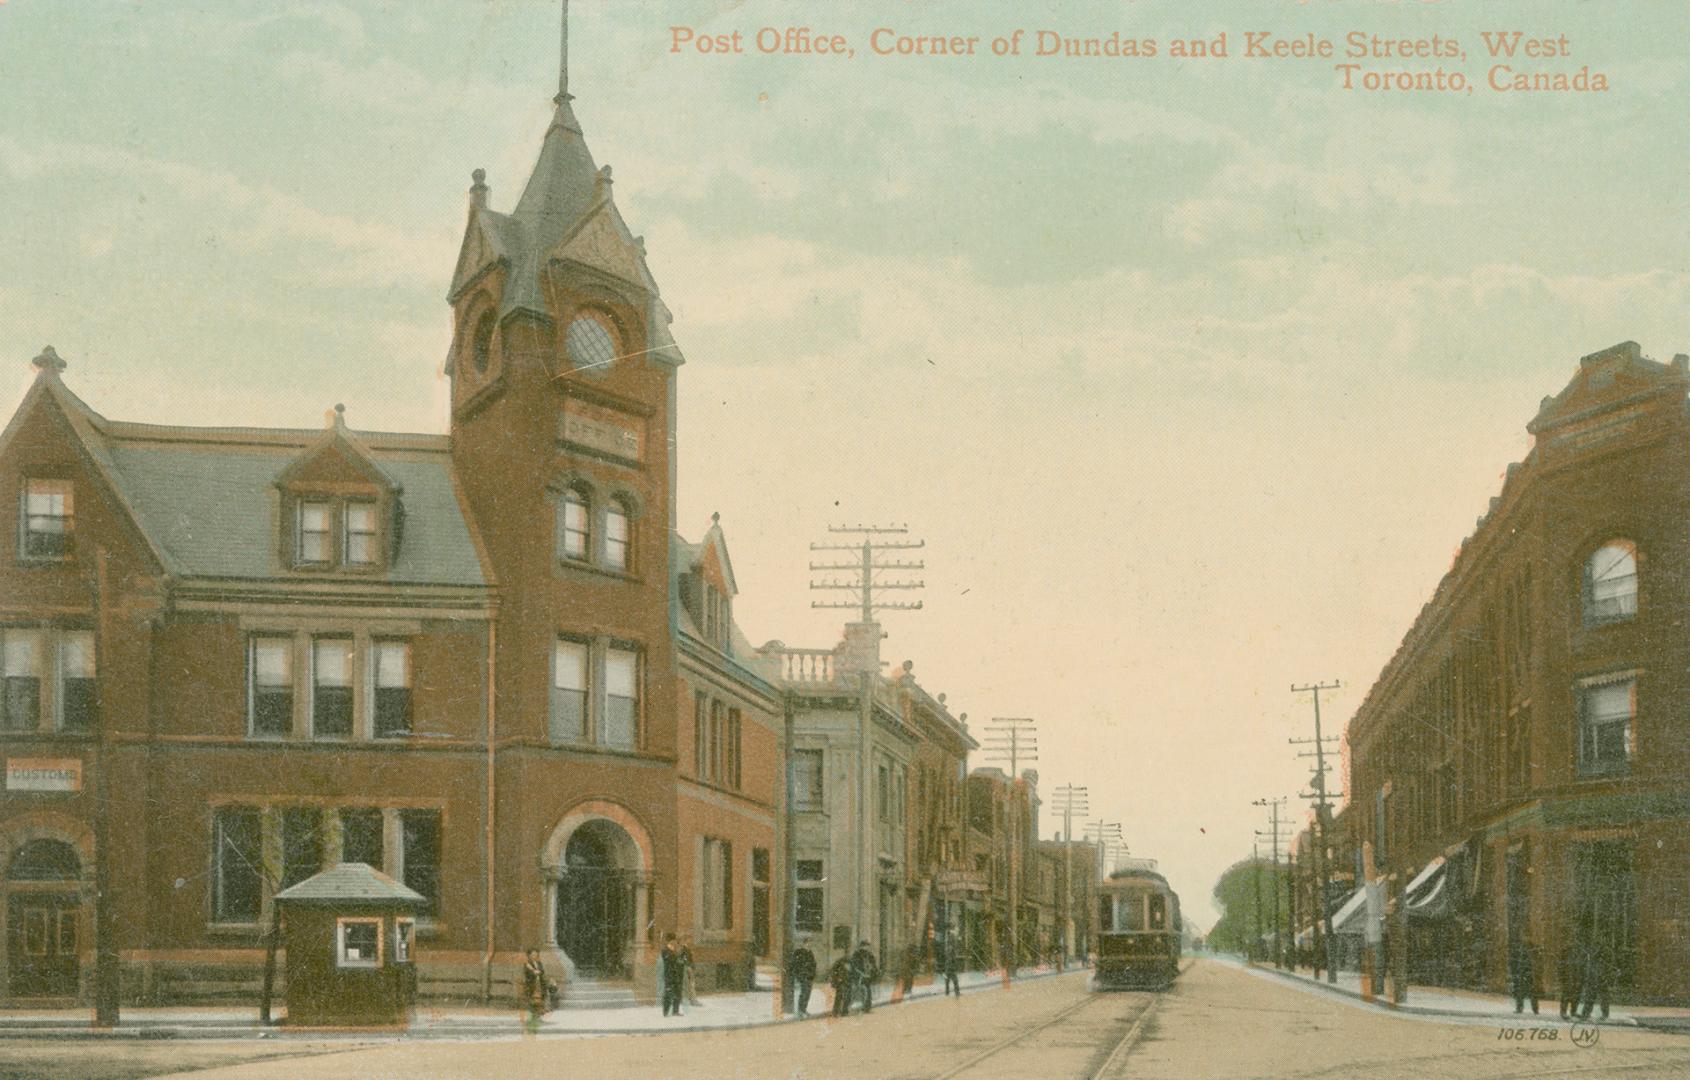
[681,935,702,1006]
[1557,939,1580,1021]
[521,948,549,1032]
[851,939,879,1014]
[941,936,962,997]
[660,933,685,1017]
[1508,937,1539,1015]
[828,954,852,1016]
[1578,933,1611,1022]
[787,937,817,1017]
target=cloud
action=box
[0,136,455,290]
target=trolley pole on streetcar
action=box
[1291,680,1342,985]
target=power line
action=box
[1290,679,1342,985]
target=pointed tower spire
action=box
[558,0,571,104]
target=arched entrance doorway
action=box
[543,806,652,982]
[556,822,634,976]
[6,840,82,998]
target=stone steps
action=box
[560,979,641,1010]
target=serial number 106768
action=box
[1498,1027,1559,1041]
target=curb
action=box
[0,967,1086,1042]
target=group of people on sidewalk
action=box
[1507,931,1616,1021]
[782,936,966,1019]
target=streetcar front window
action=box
[1149,893,1166,930]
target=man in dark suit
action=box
[787,937,818,1017]
[850,939,879,1014]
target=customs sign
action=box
[5,758,83,792]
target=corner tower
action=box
[445,3,687,987]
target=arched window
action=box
[604,499,631,571]
[471,312,496,376]
[1585,540,1638,624]
[565,314,618,372]
[559,487,590,562]
[7,839,80,882]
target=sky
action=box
[2,1,1688,930]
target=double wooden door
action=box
[7,893,79,998]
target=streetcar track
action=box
[927,990,1114,1080]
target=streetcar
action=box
[1094,859,1182,990]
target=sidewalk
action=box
[1217,954,1690,1033]
[0,963,1083,1041]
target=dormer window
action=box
[345,503,378,565]
[20,478,73,560]
[297,502,332,564]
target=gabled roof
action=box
[2,364,489,588]
[1528,340,1690,434]
[273,862,427,907]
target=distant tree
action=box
[1208,855,1290,957]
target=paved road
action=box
[6,959,1689,1080]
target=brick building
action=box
[0,21,778,1006]
[1347,342,1690,1003]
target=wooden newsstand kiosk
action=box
[272,863,426,1027]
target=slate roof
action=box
[272,862,428,906]
[17,373,489,588]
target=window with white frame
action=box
[344,502,378,566]
[1577,675,1635,775]
[248,636,293,738]
[372,639,412,737]
[1,629,41,732]
[297,501,332,564]
[604,646,639,750]
[551,639,588,743]
[58,630,96,732]
[1584,540,1638,624]
[559,488,590,562]
[795,860,824,932]
[212,805,263,924]
[20,479,73,560]
[604,500,630,571]
[311,637,355,738]
[337,917,382,968]
[702,837,733,931]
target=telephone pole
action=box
[1254,797,1288,969]
[1291,680,1342,985]
[983,718,1036,974]
[1251,841,1264,963]
[810,525,925,956]
[1085,821,1124,878]
[1051,784,1088,969]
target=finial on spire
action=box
[31,345,67,376]
[556,0,572,104]
[711,511,720,525]
[330,403,347,431]
[470,168,489,210]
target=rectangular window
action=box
[706,699,722,781]
[604,646,638,750]
[339,807,384,868]
[344,502,377,565]
[722,839,733,927]
[20,478,73,559]
[693,691,709,779]
[1,629,42,731]
[281,806,323,890]
[792,749,824,811]
[1578,677,1635,775]
[551,639,588,743]
[372,640,412,737]
[312,637,354,738]
[796,886,825,932]
[337,917,382,968]
[401,809,441,917]
[559,491,589,562]
[703,837,735,931]
[728,708,742,789]
[212,805,263,923]
[58,630,96,732]
[604,504,629,571]
[297,501,331,564]
[249,636,293,738]
[877,764,890,821]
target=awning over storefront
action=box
[1331,887,1368,935]
[1405,856,1449,919]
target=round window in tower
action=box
[565,315,618,372]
